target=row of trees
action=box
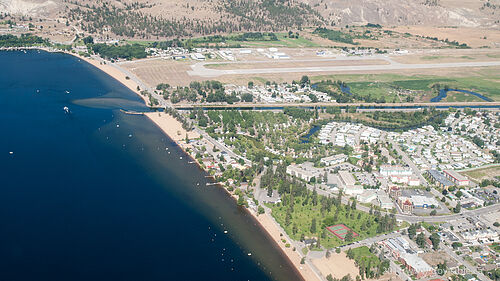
[90,43,147,60]
[407,223,440,250]
[0,34,49,47]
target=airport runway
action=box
[188,56,500,77]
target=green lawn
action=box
[490,243,500,253]
[462,165,500,181]
[125,40,157,46]
[310,72,500,102]
[347,246,380,266]
[269,195,398,249]
[224,33,320,48]
[443,91,485,102]
[422,56,445,60]
[348,81,398,101]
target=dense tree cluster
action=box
[264,163,398,248]
[313,28,356,44]
[324,108,446,132]
[0,34,49,47]
[90,43,147,60]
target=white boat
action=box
[63,106,70,114]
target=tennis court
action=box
[326,224,358,240]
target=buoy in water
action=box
[116,124,120,128]
[224,230,228,234]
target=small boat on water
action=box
[65,90,70,94]
[63,106,70,114]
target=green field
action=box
[346,246,390,279]
[310,72,500,102]
[461,165,500,181]
[224,33,320,48]
[422,55,445,60]
[347,246,380,266]
[443,91,485,102]
[270,195,398,248]
[125,40,157,46]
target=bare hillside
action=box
[305,0,499,28]
[2,0,499,39]
[0,0,58,17]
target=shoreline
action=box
[67,52,152,107]
[3,47,340,281]
[143,111,321,281]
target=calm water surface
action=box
[0,50,303,281]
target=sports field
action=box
[326,224,358,240]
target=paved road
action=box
[188,59,500,77]
[194,126,251,165]
[340,231,403,250]
[387,139,428,187]
[171,101,500,110]
[394,202,500,223]
[442,243,489,280]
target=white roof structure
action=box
[410,195,439,207]
[401,253,433,273]
[339,171,356,186]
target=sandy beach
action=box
[312,252,359,280]
[145,112,200,143]
[72,51,353,281]
[144,110,321,281]
[67,52,151,106]
[256,212,322,281]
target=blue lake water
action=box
[339,85,353,96]
[0,50,302,281]
[430,89,492,102]
[300,125,320,143]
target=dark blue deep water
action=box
[0,50,302,281]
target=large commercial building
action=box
[380,165,413,177]
[381,237,433,279]
[377,191,394,209]
[443,170,470,186]
[286,163,321,182]
[427,170,455,189]
[339,171,364,195]
[400,253,434,279]
[320,154,347,166]
[338,171,356,186]
[410,195,440,209]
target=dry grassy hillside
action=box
[306,0,499,27]
[1,0,499,39]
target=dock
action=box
[120,109,144,115]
